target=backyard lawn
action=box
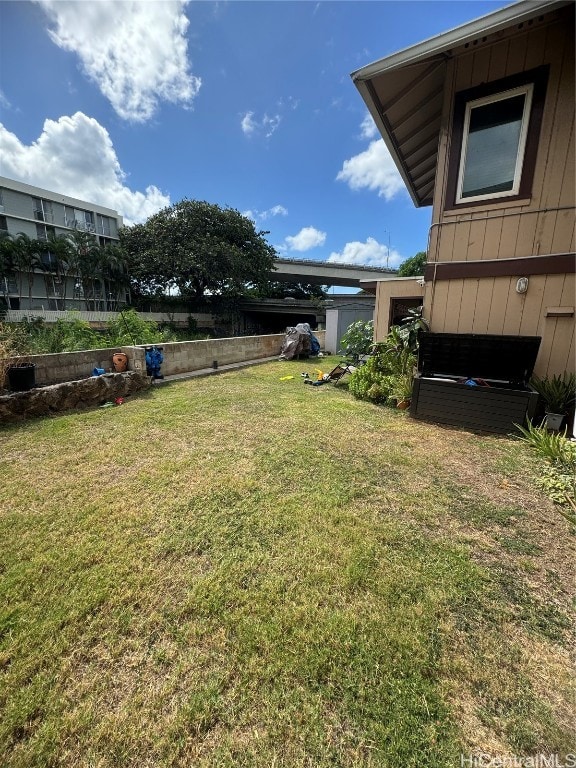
[0,358,574,767]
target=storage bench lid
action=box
[417,332,541,384]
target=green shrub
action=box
[348,327,417,406]
[105,309,177,346]
[516,421,576,469]
[516,421,576,512]
[339,320,374,361]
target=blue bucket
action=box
[93,367,105,376]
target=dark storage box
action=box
[410,333,541,434]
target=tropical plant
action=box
[11,233,42,306]
[390,372,415,404]
[347,310,427,406]
[516,419,576,515]
[530,372,576,415]
[347,358,393,403]
[516,420,576,469]
[394,307,430,354]
[339,320,374,362]
[0,321,33,390]
[105,308,176,346]
[41,316,101,353]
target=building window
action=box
[33,197,54,223]
[36,224,56,241]
[446,66,548,209]
[457,86,533,202]
[97,214,111,237]
[0,214,7,231]
[64,207,95,232]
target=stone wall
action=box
[0,371,150,424]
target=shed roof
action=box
[351,0,572,207]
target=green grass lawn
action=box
[1,358,574,767]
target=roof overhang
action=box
[351,0,573,208]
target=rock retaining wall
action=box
[0,371,150,424]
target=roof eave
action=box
[355,80,424,208]
[351,0,571,84]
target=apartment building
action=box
[0,176,124,311]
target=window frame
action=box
[445,66,549,210]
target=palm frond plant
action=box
[516,419,576,517]
[530,372,576,415]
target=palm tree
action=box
[101,244,130,310]
[12,233,42,308]
[43,232,77,309]
[0,230,16,310]
[68,230,101,311]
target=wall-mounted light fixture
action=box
[515,277,529,294]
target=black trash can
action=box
[8,364,36,392]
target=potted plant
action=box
[391,372,414,409]
[530,372,576,430]
[0,321,36,392]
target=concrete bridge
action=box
[272,258,396,287]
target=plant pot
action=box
[396,398,411,410]
[544,412,564,430]
[112,352,128,372]
[8,363,36,392]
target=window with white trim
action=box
[456,85,533,203]
[446,66,548,210]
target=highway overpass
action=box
[272,258,396,287]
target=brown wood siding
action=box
[429,9,575,266]
[374,280,424,340]
[428,272,575,377]
[421,6,575,378]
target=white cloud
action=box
[241,111,256,136]
[261,205,288,220]
[0,90,11,110]
[240,110,281,138]
[284,226,326,252]
[0,112,169,225]
[337,139,405,201]
[242,205,288,222]
[36,0,200,122]
[360,112,378,140]
[328,237,403,268]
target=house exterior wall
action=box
[425,5,575,378]
[373,278,424,340]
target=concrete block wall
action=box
[3,332,326,386]
[144,331,326,377]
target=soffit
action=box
[351,0,572,208]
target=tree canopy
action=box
[248,280,326,300]
[397,251,427,277]
[119,200,277,301]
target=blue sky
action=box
[0,0,512,273]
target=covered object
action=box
[279,323,320,361]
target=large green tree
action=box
[248,280,326,300]
[397,251,427,277]
[120,200,277,301]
